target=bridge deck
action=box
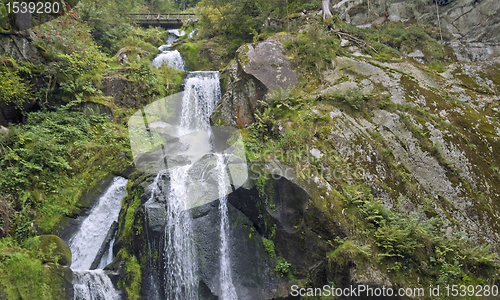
[129,13,197,29]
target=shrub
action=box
[33,8,94,60]
[327,87,373,110]
[0,71,32,109]
[275,257,292,277]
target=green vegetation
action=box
[0,71,32,109]
[117,249,142,300]
[284,23,340,78]
[330,187,500,287]
[341,20,447,62]
[0,106,130,237]
[0,236,72,299]
[241,13,500,292]
[262,238,276,258]
[0,0,184,295]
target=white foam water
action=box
[69,177,128,270]
[216,154,238,300]
[148,35,238,299]
[180,71,221,133]
[69,177,127,300]
[164,166,198,300]
[73,269,121,300]
[152,50,185,71]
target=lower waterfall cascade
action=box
[69,177,128,300]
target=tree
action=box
[322,0,332,19]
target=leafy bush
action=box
[33,8,94,60]
[124,59,164,99]
[0,71,32,109]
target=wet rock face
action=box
[211,39,297,128]
[212,60,267,128]
[191,200,275,300]
[141,173,276,300]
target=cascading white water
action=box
[153,50,185,70]
[216,155,238,300]
[164,166,198,300]
[153,30,187,71]
[69,177,128,300]
[148,33,238,300]
[180,71,221,133]
[73,270,121,300]
[70,177,128,270]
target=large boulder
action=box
[38,235,72,267]
[211,39,297,128]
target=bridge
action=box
[128,13,197,29]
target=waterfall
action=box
[141,32,239,300]
[69,177,128,300]
[73,270,121,300]
[216,155,238,300]
[153,50,185,70]
[153,30,187,70]
[164,166,198,300]
[180,71,221,133]
[69,177,128,270]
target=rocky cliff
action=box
[206,0,500,296]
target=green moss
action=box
[121,193,142,242]
[0,237,72,300]
[262,238,276,258]
[117,249,142,300]
[177,41,212,71]
[36,235,72,266]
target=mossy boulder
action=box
[41,263,74,300]
[38,235,72,267]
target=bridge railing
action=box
[128,13,197,21]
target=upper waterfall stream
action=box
[144,30,238,300]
